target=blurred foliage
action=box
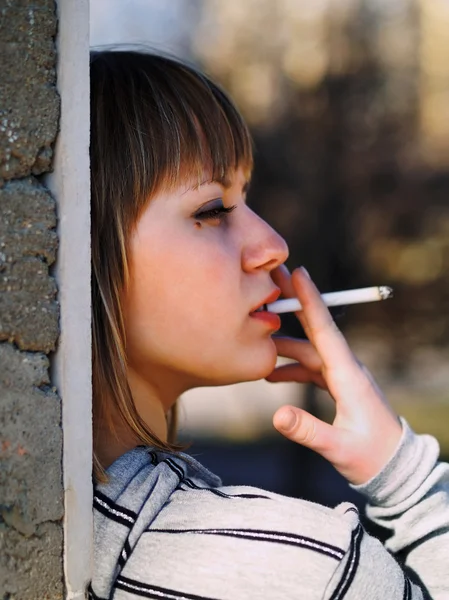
[91,0,449,448]
[192,0,449,372]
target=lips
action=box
[249,288,282,330]
[250,289,281,315]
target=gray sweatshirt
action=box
[89,418,449,599]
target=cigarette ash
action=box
[379,286,393,300]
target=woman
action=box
[89,49,449,599]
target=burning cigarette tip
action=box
[379,286,393,300]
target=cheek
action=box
[168,227,239,292]
[126,229,241,338]
[124,225,278,383]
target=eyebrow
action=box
[185,177,251,194]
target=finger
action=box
[271,264,309,330]
[273,406,340,455]
[271,264,294,297]
[266,363,327,389]
[291,268,357,371]
[272,337,323,371]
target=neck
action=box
[95,367,174,469]
[127,367,170,441]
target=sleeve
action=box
[324,518,427,599]
[325,418,449,599]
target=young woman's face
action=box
[123,167,289,398]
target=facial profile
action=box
[123,165,289,407]
[90,49,290,476]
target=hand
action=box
[266,265,403,485]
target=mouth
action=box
[250,289,281,315]
[249,288,282,331]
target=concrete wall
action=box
[0,1,64,598]
[47,1,92,597]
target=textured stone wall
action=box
[0,1,63,598]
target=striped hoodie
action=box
[89,419,449,599]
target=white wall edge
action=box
[46,0,92,597]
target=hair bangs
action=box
[91,50,253,209]
[90,49,254,481]
[133,53,254,195]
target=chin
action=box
[226,339,278,384]
[187,338,278,387]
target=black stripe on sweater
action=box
[156,453,269,500]
[118,537,133,568]
[158,456,225,497]
[403,574,412,600]
[87,584,106,600]
[93,491,137,528]
[147,527,345,560]
[329,523,364,599]
[148,451,159,466]
[181,478,229,497]
[164,459,227,498]
[115,575,219,600]
[164,457,269,500]
[179,481,269,500]
[164,457,186,481]
[94,490,138,520]
[180,477,269,500]
[228,492,270,499]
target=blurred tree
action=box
[90,0,449,448]
[191,0,449,369]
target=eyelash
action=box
[194,203,237,223]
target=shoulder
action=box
[153,475,360,552]
[92,448,424,599]
[94,447,397,599]
[119,452,363,599]
[140,449,359,548]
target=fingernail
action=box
[279,409,297,431]
[300,266,310,279]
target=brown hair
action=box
[90,50,253,481]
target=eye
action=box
[192,199,237,225]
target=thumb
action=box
[273,406,337,455]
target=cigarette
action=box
[265,286,393,314]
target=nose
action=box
[241,209,289,273]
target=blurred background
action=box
[91,0,449,519]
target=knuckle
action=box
[311,319,341,340]
[297,420,317,446]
